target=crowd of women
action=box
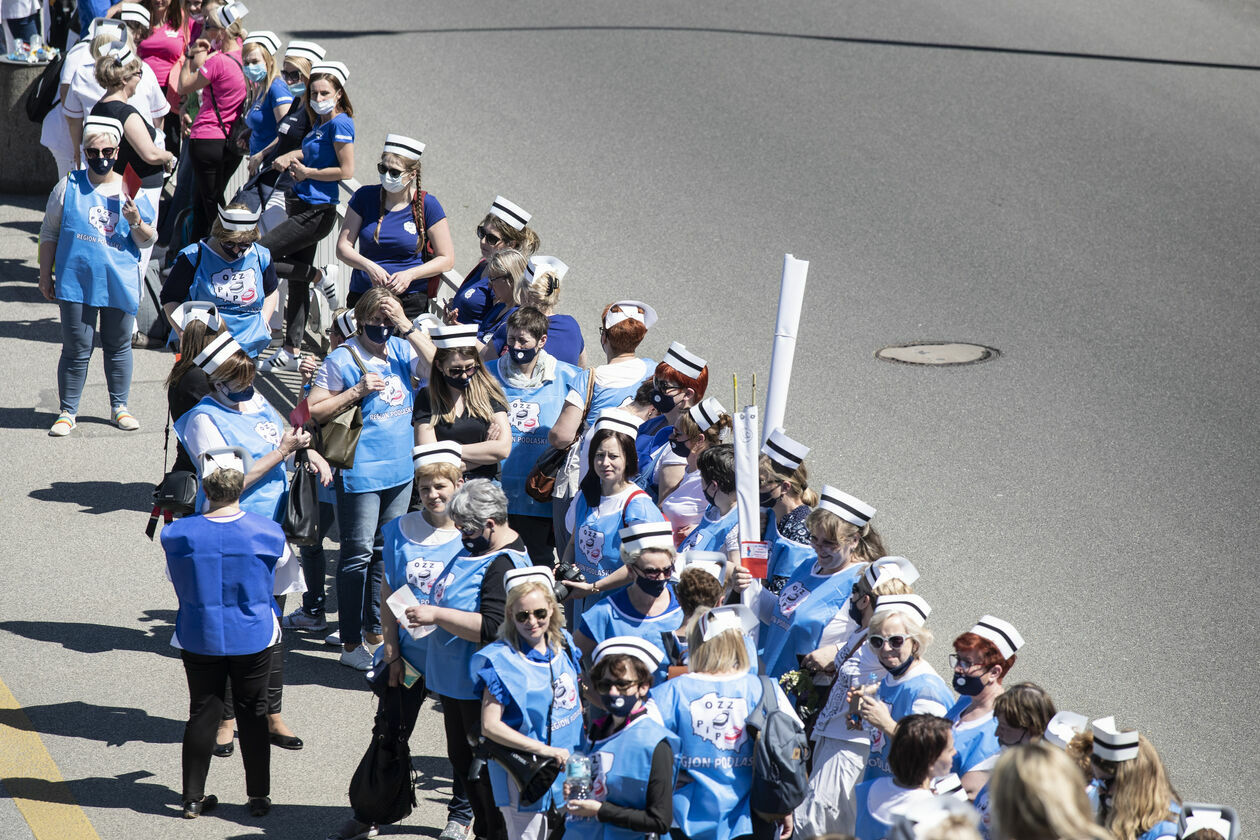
[29,4,1234,840]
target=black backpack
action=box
[26,55,65,123]
[745,675,810,820]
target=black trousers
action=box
[508,513,556,568]
[259,197,337,348]
[440,694,505,840]
[181,645,273,800]
[221,640,284,722]
[188,137,243,242]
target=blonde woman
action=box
[1081,721,1182,840]
[240,31,292,158]
[450,195,540,325]
[475,248,528,354]
[483,254,587,366]
[989,742,1113,840]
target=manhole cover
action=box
[875,342,999,366]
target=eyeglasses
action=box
[376,163,405,178]
[514,608,549,623]
[476,225,504,246]
[869,634,910,650]
[83,147,117,159]
[222,241,250,257]
[948,654,981,672]
[595,678,638,693]
[458,520,486,537]
[281,69,302,82]
[634,564,674,580]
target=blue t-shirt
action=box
[451,260,491,324]
[245,78,295,155]
[489,312,585,366]
[346,187,446,295]
[294,112,354,205]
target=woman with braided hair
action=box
[336,133,454,321]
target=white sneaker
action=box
[315,267,341,310]
[339,645,375,671]
[324,630,341,646]
[257,348,300,373]
[48,412,76,437]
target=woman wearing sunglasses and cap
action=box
[945,616,1025,798]
[483,254,586,367]
[757,428,818,593]
[449,195,540,326]
[1075,719,1182,840]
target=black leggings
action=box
[221,641,284,722]
[259,197,337,348]
[188,137,243,242]
[441,694,504,840]
[181,645,272,800]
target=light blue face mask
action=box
[287,82,306,96]
[243,63,267,83]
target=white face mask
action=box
[310,96,335,115]
[379,171,407,193]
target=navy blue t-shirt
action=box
[489,311,585,366]
[346,186,446,295]
[451,260,491,325]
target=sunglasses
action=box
[445,365,477,377]
[634,564,674,580]
[514,608,549,623]
[869,634,910,650]
[376,163,406,178]
[222,241,250,257]
[595,678,638,693]
[281,69,302,82]
[84,147,117,159]
[476,225,504,246]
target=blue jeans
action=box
[57,300,133,414]
[335,477,412,647]
[299,501,337,614]
[6,13,39,41]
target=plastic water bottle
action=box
[848,671,880,728]
[566,754,592,801]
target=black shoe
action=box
[212,739,234,757]
[182,794,218,819]
[248,796,271,817]
[269,732,304,750]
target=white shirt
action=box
[62,56,169,125]
[565,485,638,534]
[660,468,705,534]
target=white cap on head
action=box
[413,312,442,334]
[118,3,150,25]
[663,342,706,379]
[1181,808,1233,840]
[83,115,123,144]
[192,331,244,374]
[504,566,555,594]
[817,485,876,528]
[688,397,726,433]
[170,301,222,332]
[969,615,1024,660]
[863,556,920,590]
[618,521,674,555]
[593,408,642,438]
[1043,710,1089,751]
[603,300,657,330]
[109,42,136,65]
[698,604,757,642]
[761,427,809,472]
[383,133,424,160]
[310,60,349,86]
[525,255,568,286]
[592,635,664,671]
[1091,716,1140,762]
[488,195,530,230]
[88,17,126,39]
[199,446,249,478]
[675,550,726,584]
[211,1,247,28]
[216,204,260,231]
[430,324,479,349]
[285,40,326,63]
[873,593,931,626]
[930,773,967,800]
[412,441,462,468]
[242,30,281,54]
[333,309,357,338]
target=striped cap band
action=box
[592,635,664,670]
[243,30,281,55]
[688,397,726,433]
[969,615,1024,659]
[311,60,349,86]
[489,195,530,230]
[817,485,875,527]
[412,442,462,467]
[333,310,357,338]
[285,40,326,62]
[761,427,809,471]
[383,133,424,160]
[430,324,479,349]
[212,1,247,28]
[118,3,150,25]
[618,521,674,549]
[192,331,244,374]
[593,408,641,438]
[873,593,931,625]
[217,205,260,231]
[504,566,555,594]
[664,342,706,378]
[1091,716,1140,762]
[83,115,123,142]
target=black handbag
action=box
[349,686,417,826]
[147,410,197,539]
[282,450,320,545]
[473,737,561,806]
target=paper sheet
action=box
[386,585,436,640]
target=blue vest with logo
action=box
[185,240,273,358]
[763,508,815,585]
[679,506,738,553]
[381,513,464,673]
[578,587,682,684]
[174,395,288,521]
[566,713,679,840]
[326,338,417,493]
[161,511,285,656]
[54,171,154,314]
[570,490,665,584]
[760,562,863,679]
[583,359,657,417]
[425,547,531,699]
[651,672,769,840]
[865,666,955,780]
[945,696,1001,775]
[491,357,582,518]
[470,636,584,811]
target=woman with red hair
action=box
[639,341,710,501]
[946,616,1024,798]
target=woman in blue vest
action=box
[644,341,711,505]
[401,479,531,840]
[39,115,157,436]
[257,59,355,374]
[651,605,798,840]
[161,203,278,358]
[677,438,739,555]
[945,616,1025,798]
[575,523,681,684]
[484,254,587,366]
[473,568,583,839]
[565,636,678,839]
[337,132,454,320]
[1087,719,1182,840]
[743,485,884,680]
[853,714,957,840]
[161,447,287,819]
[758,428,818,593]
[307,287,429,671]
[489,305,583,565]
[851,594,954,781]
[450,195,539,325]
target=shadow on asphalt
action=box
[0,406,57,430]
[0,315,60,343]
[0,274,44,303]
[0,701,183,746]
[0,616,177,656]
[0,218,41,235]
[28,479,154,514]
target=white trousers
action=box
[794,736,869,837]
[499,774,548,840]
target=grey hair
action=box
[448,478,509,529]
[868,609,934,655]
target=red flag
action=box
[122,164,142,202]
[289,397,311,428]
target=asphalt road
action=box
[2,1,1258,837]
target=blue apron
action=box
[491,357,582,518]
[426,547,531,700]
[186,240,273,358]
[577,587,682,684]
[566,714,679,840]
[470,637,584,811]
[54,171,153,314]
[763,508,815,588]
[864,667,955,780]
[633,426,673,497]
[679,506,738,553]
[326,338,417,493]
[759,563,863,679]
[174,395,288,521]
[571,490,665,584]
[381,514,464,672]
[945,696,1001,775]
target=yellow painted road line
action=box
[0,678,101,840]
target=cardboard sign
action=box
[122,163,142,202]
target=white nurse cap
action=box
[83,115,123,143]
[170,301,222,332]
[592,408,641,438]
[383,134,424,160]
[688,397,726,433]
[603,300,657,330]
[412,442,462,468]
[284,40,326,63]
[863,556,919,590]
[872,593,931,626]
[592,635,663,671]
[310,60,349,86]
[118,3,150,26]
[663,342,706,379]
[211,1,247,28]
[243,30,281,55]
[430,324,479,349]
[193,331,244,374]
[817,485,875,528]
[698,604,757,641]
[761,427,809,472]
[488,195,530,230]
[675,550,726,584]
[618,521,674,555]
[1091,716,1140,762]
[504,566,555,594]
[969,615,1024,659]
[216,204,260,231]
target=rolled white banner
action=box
[733,405,767,576]
[761,253,809,445]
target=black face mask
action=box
[886,656,915,678]
[508,346,537,365]
[601,693,636,717]
[953,673,985,696]
[759,485,781,507]
[362,323,392,344]
[443,372,473,391]
[635,574,668,597]
[651,389,676,414]
[461,533,491,555]
[669,438,690,457]
[701,483,717,508]
[87,156,115,175]
[847,598,864,625]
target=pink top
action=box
[189,50,248,140]
[138,23,187,91]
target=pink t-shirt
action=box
[190,51,248,140]
[138,23,186,91]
